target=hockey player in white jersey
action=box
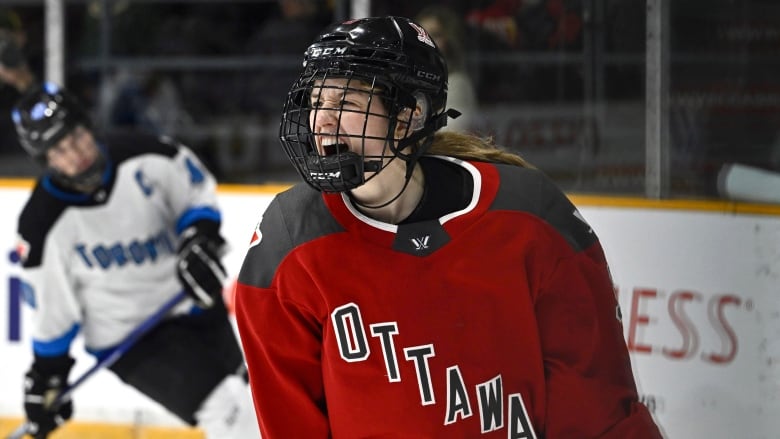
[11,82,260,438]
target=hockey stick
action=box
[5,290,188,439]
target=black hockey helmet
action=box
[12,82,108,191]
[12,81,92,164]
[279,16,459,193]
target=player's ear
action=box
[395,92,429,137]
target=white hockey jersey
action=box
[16,132,220,357]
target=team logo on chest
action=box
[410,235,430,251]
[330,302,537,437]
[394,223,450,256]
[74,229,175,269]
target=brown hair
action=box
[426,131,533,168]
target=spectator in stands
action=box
[416,5,479,133]
[241,0,331,114]
[0,7,34,156]
[465,0,585,102]
[105,70,194,138]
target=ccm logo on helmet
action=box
[310,46,348,58]
[311,171,342,180]
[417,70,441,82]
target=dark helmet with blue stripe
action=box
[12,82,108,192]
[12,82,92,164]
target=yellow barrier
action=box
[0,417,204,439]
[4,178,780,216]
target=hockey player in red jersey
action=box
[235,15,664,438]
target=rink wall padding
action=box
[2,179,780,437]
[0,417,203,438]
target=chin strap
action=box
[351,108,461,211]
[394,108,461,158]
[395,108,461,180]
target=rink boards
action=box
[2,181,780,439]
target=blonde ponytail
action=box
[426,131,534,168]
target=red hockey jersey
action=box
[235,157,663,438]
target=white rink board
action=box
[1,186,779,438]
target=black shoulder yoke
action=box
[490,164,597,252]
[237,184,345,288]
[17,182,69,268]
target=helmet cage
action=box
[279,16,448,193]
[281,67,420,193]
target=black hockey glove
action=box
[23,355,75,439]
[177,221,227,308]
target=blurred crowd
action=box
[1,0,779,199]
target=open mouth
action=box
[321,139,349,156]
